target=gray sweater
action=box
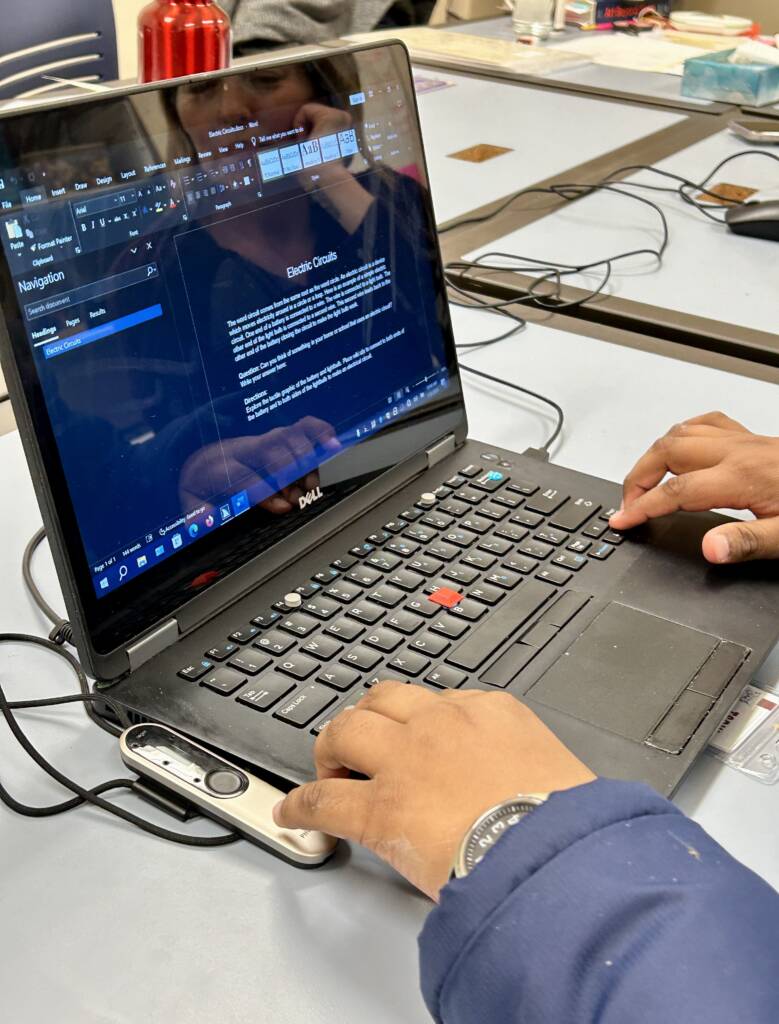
[221,1,395,46]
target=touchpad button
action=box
[528,603,718,741]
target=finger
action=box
[683,411,749,434]
[298,416,341,453]
[703,517,779,564]
[358,680,442,723]
[314,706,403,778]
[273,776,371,841]
[618,438,731,511]
[612,467,736,529]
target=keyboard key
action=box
[228,653,272,676]
[536,566,572,586]
[347,602,384,625]
[485,569,521,590]
[347,566,383,588]
[430,616,470,640]
[448,598,488,622]
[295,582,322,598]
[507,480,538,496]
[383,520,406,534]
[602,531,624,546]
[426,666,467,690]
[552,552,587,572]
[201,667,246,695]
[228,624,260,644]
[367,552,402,572]
[434,485,452,501]
[325,617,365,641]
[443,564,479,586]
[599,507,620,522]
[463,549,497,570]
[550,498,600,533]
[400,507,423,522]
[317,665,361,692]
[251,609,281,629]
[274,684,338,728]
[367,529,392,545]
[425,578,463,596]
[178,659,214,682]
[442,529,478,549]
[253,630,295,655]
[405,597,439,618]
[445,580,552,671]
[474,503,508,522]
[279,613,318,637]
[459,464,480,478]
[519,540,553,560]
[367,584,405,608]
[460,517,490,536]
[410,631,450,657]
[301,596,341,620]
[277,652,320,680]
[404,525,437,544]
[206,642,239,662]
[567,538,591,554]
[478,536,512,556]
[503,554,536,575]
[342,645,382,672]
[386,610,424,635]
[350,542,375,558]
[582,521,607,539]
[331,555,358,571]
[313,567,340,585]
[364,628,403,653]
[454,488,482,505]
[445,474,465,488]
[468,582,504,606]
[534,527,567,547]
[493,492,523,511]
[408,554,444,577]
[525,488,568,516]
[427,540,461,561]
[422,512,454,530]
[590,542,616,561]
[439,499,469,518]
[387,650,430,677]
[236,674,295,711]
[325,581,362,603]
[385,537,420,557]
[495,523,528,544]
[301,635,344,661]
[470,469,508,493]
[510,510,543,529]
[387,568,426,592]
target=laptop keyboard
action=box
[175,461,624,735]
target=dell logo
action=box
[299,487,324,510]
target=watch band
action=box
[451,793,548,879]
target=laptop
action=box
[1,43,777,797]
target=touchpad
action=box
[528,603,718,741]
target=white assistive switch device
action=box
[119,724,337,867]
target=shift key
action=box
[445,580,553,672]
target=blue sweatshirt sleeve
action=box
[419,779,779,1024]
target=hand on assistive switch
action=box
[609,411,779,564]
[273,682,595,900]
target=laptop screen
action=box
[0,44,464,656]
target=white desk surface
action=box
[1,310,778,1022]
[413,70,684,223]
[466,129,779,336]
[445,17,715,108]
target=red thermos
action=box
[138,0,232,84]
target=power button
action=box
[205,768,246,797]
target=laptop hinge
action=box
[426,433,456,469]
[126,618,180,672]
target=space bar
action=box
[445,581,554,672]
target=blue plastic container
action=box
[681,49,779,107]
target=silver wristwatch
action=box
[451,793,549,879]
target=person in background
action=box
[221,0,436,53]
[274,411,779,1024]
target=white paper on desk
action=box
[553,33,730,76]
[347,28,591,75]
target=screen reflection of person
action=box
[163,63,440,522]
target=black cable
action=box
[22,527,73,645]
[0,633,240,846]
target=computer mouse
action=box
[725,200,779,241]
